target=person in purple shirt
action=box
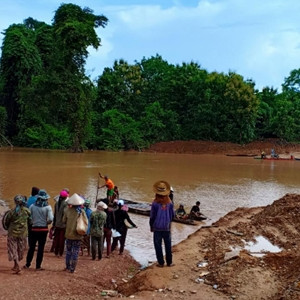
[149,180,175,268]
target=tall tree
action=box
[52,3,108,151]
[0,24,42,138]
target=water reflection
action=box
[1,149,300,265]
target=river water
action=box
[1,148,300,266]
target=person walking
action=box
[111,200,137,255]
[63,193,88,273]
[24,189,53,270]
[90,201,107,260]
[150,180,175,268]
[4,195,31,274]
[52,189,69,257]
[103,204,116,258]
[81,198,93,256]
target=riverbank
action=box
[1,194,299,299]
[118,193,300,299]
[145,138,300,156]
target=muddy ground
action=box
[0,139,300,300]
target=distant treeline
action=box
[0,3,300,152]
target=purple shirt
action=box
[150,201,174,231]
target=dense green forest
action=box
[0,3,299,152]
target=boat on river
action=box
[226,153,257,157]
[122,199,205,226]
[254,156,296,161]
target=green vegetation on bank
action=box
[0,3,299,152]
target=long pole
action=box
[95,175,100,208]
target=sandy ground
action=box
[1,139,300,299]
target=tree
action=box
[100,109,144,150]
[0,23,42,138]
[52,4,108,151]
[222,73,259,143]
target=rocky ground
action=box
[1,139,300,300]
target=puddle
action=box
[243,236,281,256]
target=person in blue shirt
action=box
[26,187,40,208]
[150,180,175,268]
[80,198,93,256]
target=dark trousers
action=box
[103,228,112,257]
[26,230,48,269]
[111,229,127,254]
[91,236,103,260]
[65,239,81,273]
[153,231,172,266]
[53,227,66,256]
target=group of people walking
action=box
[3,175,204,275]
[3,180,138,274]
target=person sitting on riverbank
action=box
[4,195,31,274]
[271,148,279,158]
[175,204,189,220]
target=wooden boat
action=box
[190,214,208,221]
[254,156,295,161]
[226,153,257,157]
[122,199,199,226]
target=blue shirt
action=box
[26,195,37,208]
[150,201,174,231]
[85,207,93,234]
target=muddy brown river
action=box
[1,148,300,266]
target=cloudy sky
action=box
[1,0,300,91]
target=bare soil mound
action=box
[145,139,300,156]
[118,194,300,299]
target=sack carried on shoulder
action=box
[1,210,11,231]
[111,229,121,238]
[76,213,88,235]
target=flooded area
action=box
[1,148,300,265]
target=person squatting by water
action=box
[150,180,175,268]
[4,195,31,274]
[90,201,107,260]
[111,199,138,255]
[63,193,88,273]
[24,189,53,270]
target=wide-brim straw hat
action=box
[97,201,108,210]
[67,193,84,206]
[153,180,171,196]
